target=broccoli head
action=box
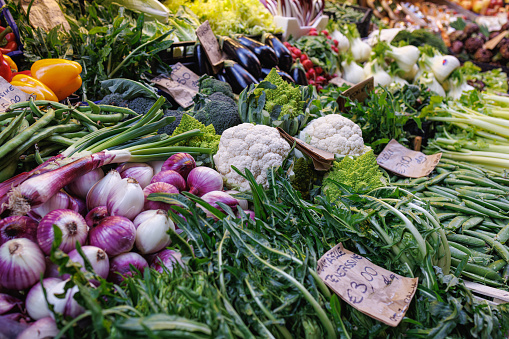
[324,150,384,202]
[263,68,303,119]
[171,114,220,153]
[199,76,234,99]
[157,110,184,135]
[291,157,318,200]
[128,97,158,115]
[99,93,129,108]
[193,92,241,135]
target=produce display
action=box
[3,0,509,338]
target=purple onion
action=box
[66,168,104,199]
[47,281,84,318]
[66,246,110,279]
[37,209,88,255]
[17,317,58,339]
[200,191,239,214]
[26,278,62,320]
[149,249,184,273]
[225,190,249,210]
[70,196,87,215]
[108,252,148,284]
[143,182,179,211]
[161,153,196,179]
[240,210,256,220]
[0,293,22,315]
[29,191,76,221]
[0,216,38,246]
[44,257,60,278]
[89,216,136,257]
[117,163,154,189]
[151,170,186,191]
[187,167,223,197]
[85,206,109,228]
[0,238,46,290]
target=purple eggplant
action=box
[223,60,259,94]
[290,60,308,85]
[220,37,262,79]
[194,43,212,76]
[278,71,295,84]
[262,33,292,73]
[235,35,278,68]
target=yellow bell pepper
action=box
[3,55,17,72]
[11,74,58,101]
[10,82,45,100]
[31,59,82,101]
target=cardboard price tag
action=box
[329,77,354,87]
[196,21,224,74]
[277,127,334,171]
[317,243,418,327]
[19,0,70,31]
[0,77,29,112]
[377,139,441,178]
[337,77,374,112]
[150,63,200,108]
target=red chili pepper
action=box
[0,27,18,54]
[0,51,12,81]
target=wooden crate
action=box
[464,281,509,305]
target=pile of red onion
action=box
[0,152,254,333]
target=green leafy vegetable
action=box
[101,78,159,100]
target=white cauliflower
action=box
[213,123,291,192]
[299,114,364,156]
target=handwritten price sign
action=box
[317,243,418,327]
[0,77,29,112]
[376,139,441,178]
[150,63,199,108]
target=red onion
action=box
[17,317,58,339]
[29,191,76,221]
[187,167,223,197]
[85,206,109,228]
[89,216,136,257]
[143,182,179,211]
[117,163,154,189]
[133,210,174,254]
[0,315,29,338]
[225,190,249,210]
[26,278,62,320]
[148,161,164,176]
[66,168,104,199]
[37,209,88,255]
[86,170,122,211]
[149,249,184,273]
[108,252,148,284]
[47,281,85,318]
[151,170,186,191]
[239,209,256,220]
[107,178,144,220]
[0,293,22,315]
[66,246,110,279]
[200,191,239,214]
[0,239,46,290]
[44,257,61,278]
[70,196,87,215]
[161,153,196,179]
[0,216,38,245]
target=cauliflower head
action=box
[300,114,365,156]
[213,123,291,192]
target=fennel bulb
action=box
[342,60,366,84]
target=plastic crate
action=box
[325,5,373,38]
[0,0,23,58]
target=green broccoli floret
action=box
[100,93,129,108]
[157,110,184,135]
[193,92,241,135]
[199,76,234,99]
[264,68,303,119]
[324,150,384,202]
[291,157,318,200]
[127,97,158,115]
[171,114,220,153]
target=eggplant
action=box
[261,67,272,78]
[262,33,292,73]
[221,37,262,79]
[278,71,295,84]
[194,43,212,76]
[215,69,228,83]
[290,60,308,85]
[235,35,278,68]
[223,60,259,94]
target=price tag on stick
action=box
[150,63,200,108]
[0,76,29,112]
[317,243,418,327]
[196,21,224,74]
[337,77,374,112]
[377,139,441,178]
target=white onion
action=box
[117,163,154,188]
[66,168,104,199]
[134,210,174,254]
[26,278,62,320]
[107,178,144,220]
[47,280,85,318]
[148,161,164,176]
[17,317,59,339]
[86,170,122,211]
[0,238,46,290]
[66,246,110,279]
[29,191,75,221]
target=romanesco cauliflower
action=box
[324,150,384,202]
[264,68,303,119]
[172,114,220,153]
